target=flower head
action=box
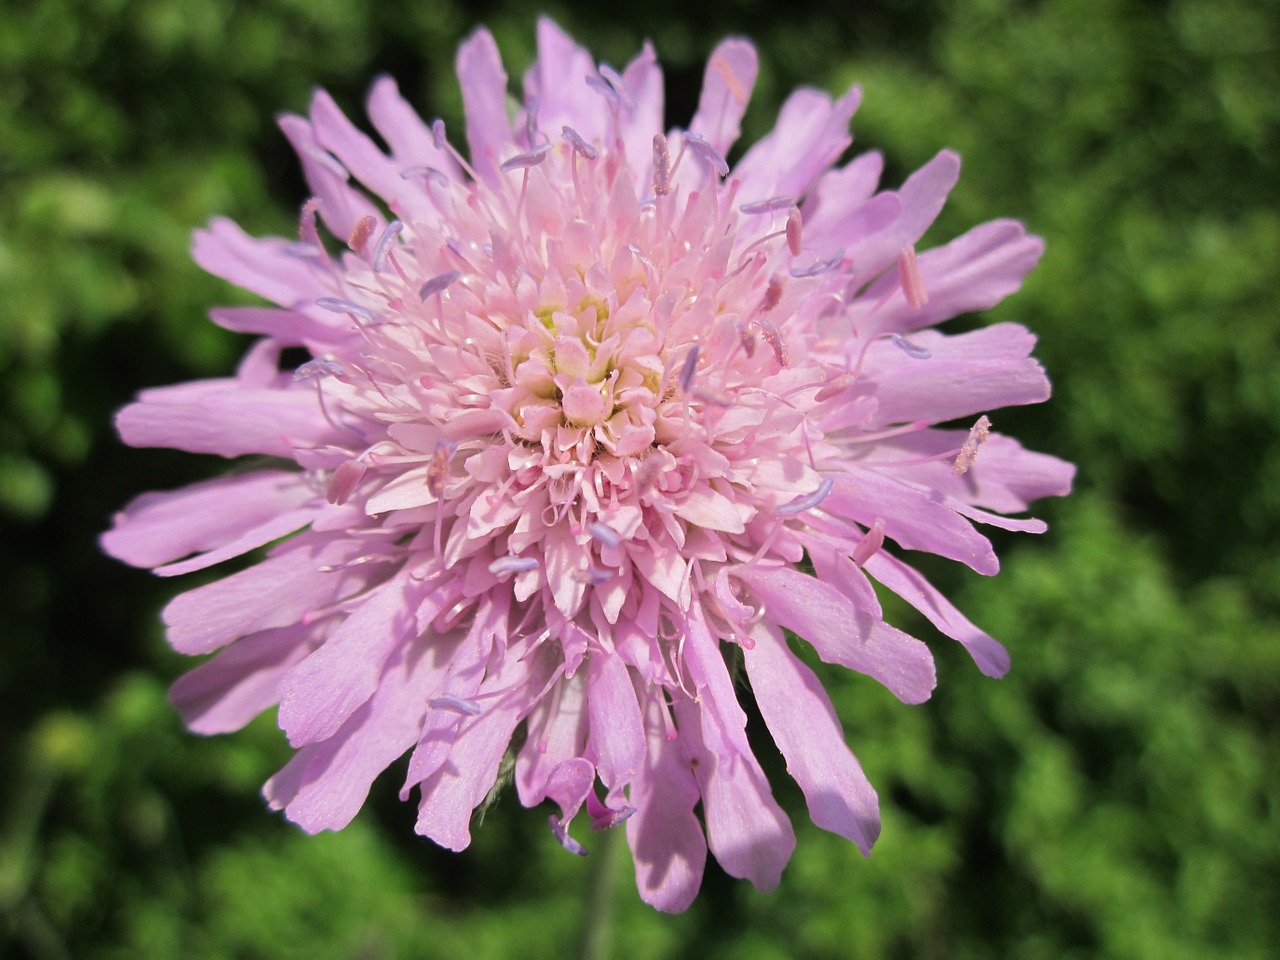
[103,19,1073,912]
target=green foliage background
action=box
[2,0,1277,956]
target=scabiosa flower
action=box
[103,19,1073,912]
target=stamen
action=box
[898,244,928,308]
[775,477,834,517]
[584,74,618,107]
[429,695,483,717]
[561,126,598,160]
[758,317,790,368]
[315,298,376,324]
[499,143,552,172]
[789,248,844,279]
[419,271,461,301]
[426,439,456,498]
[284,242,325,259]
[431,119,447,150]
[678,345,700,392]
[300,143,348,178]
[348,215,376,255]
[488,555,541,577]
[400,166,451,186]
[598,64,635,110]
[852,518,886,567]
[292,358,346,382]
[572,566,614,585]
[952,415,992,475]
[760,275,785,313]
[372,220,404,273]
[652,134,671,196]
[785,206,803,256]
[326,458,366,506]
[739,195,796,215]
[682,132,729,178]
[550,815,588,857]
[587,522,621,548]
[890,334,932,360]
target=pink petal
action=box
[525,18,609,147]
[689,39,758,155]
[737,564,936,703]
[170,622,315,734]
[824,469,999,575]
[618,42,664,177]
[586,652,644,791]
[209,306,352,350]
[456,28,512,183]
[734,85,860,203]
[114,378,340,459]
[102,470,312,569]
[744,621,880,853]
[278,113,384,245]
[626,693,706,913]
[162,537,384,655]
[191,218,324,309]
[155,505,319,577]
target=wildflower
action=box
[102,19,1074,912]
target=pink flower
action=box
[103,19,1073,912]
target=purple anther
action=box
[677,344,700,392]
[500,142,552,173]
[561,126,598,160]
[429,695,483,717]
[739,195,796,215]
[598,64,635,110]
[299,142,348,178]
[400,166,451,187]
[584,74,618,106]
[898,244,929,308]
[418,270,461,301]
[652,134,671,196]
[588,801,636,831]
[775,477,834,517]
[488,555,541,577]
[587,522,621,549]
[789,248,845,279]
[284,242,325,259]
[682,132,729,178]
[426,439,456,497]
[315,298,376,324]
[550,815,588,856]
[890,334,932,360]
[786,206,804,257]
[372,220,404,273]
[292,358,346,382]
[431,118,446,150]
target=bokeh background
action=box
[2,0,1277,957]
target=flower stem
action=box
[579,825,622,960]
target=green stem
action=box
[579,824,623,960]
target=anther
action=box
[561,126,598,160]
[789,248,844,279]
[759,275,785,313]
[348,215,376,255]
[652,134,671,196]
[499,143,552,173]
[898,244,928,308]
[292,358,346,382]
[419,271,461,301]
[587,522,621,549]
[682,132,729,178]
[326,458,366,506]
[677,345,700,392]
[952,415,991,475]
[524,95,541,146]
[774,477,834,517]
[758,317,790,368]
[890,334,932,360]
[400,166,451,186]
[300,143,348,178]
[431,119,446,150]
[372,220,404,273]
[488,555,541,577]
[852,518,886,567]
[598,64,635,110]
[315,298,376,324]
[785,206,803,257]
[426,439,456,498]
[739,195,796,215]
[429,695,483,716]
